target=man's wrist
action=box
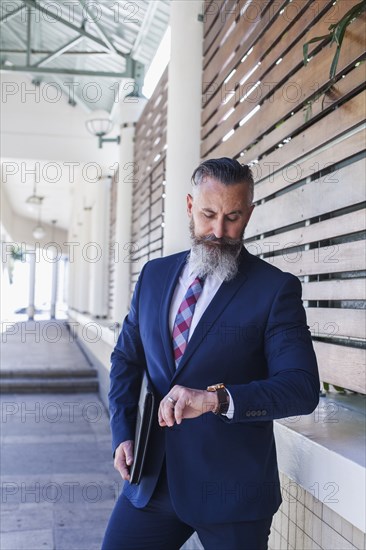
[206,384,230,414]
[205,390,219,413]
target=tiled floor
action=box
[1,320,121,550]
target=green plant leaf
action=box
[303,102,313,122]
[333,384,346,393]
[303,35,329,65]
[303,0,366,77]
[329,46,341,79]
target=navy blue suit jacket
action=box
[109,246,319,524]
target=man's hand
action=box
[158,385,219,427]
[114,440,134,481]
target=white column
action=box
[67,211,82,313]
[67,242,76,311]
[112,99,147,323]
[76,207,92,313]
[89,177,110,318]
[27,251,36,320]
[50,257,58,319]
[164,1,203,255]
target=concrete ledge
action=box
[0,377,99,393]
[67,311,115,410]
[275,395,366,533]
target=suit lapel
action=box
[171,247,250,383]
[159,251,190,377]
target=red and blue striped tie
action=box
[172,277,204,368]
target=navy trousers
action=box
[102,463,272,550]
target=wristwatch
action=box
[207,383,230,415]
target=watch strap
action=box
[215,386,230,415]
[207,383,230,415]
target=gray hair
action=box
[191,157,254,206]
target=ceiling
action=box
[0,0,171,113]
[0,0,170,237]
[2,159,74,231]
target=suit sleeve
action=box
[108,265,147,454]
[225,274,320,423]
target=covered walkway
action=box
[0,321,121,550]
[1,1,365,548]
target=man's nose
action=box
[212,219,225,239]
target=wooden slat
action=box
[314,341,366,393]
[149,249,163,261]
[135,106,167,145]
[150,216,163,232]
[203,0,225,38]
[248,91,366,194]
[204,15,365,159]
[253,124,365,202]
[247,158,365,237]
[204,0,257,76]
[243,64,366,167]
[202,0,336,144]
[108,171,118,317]
[266,241,366,276]
[204,0,239,58]
[302,280,365,301]
[202,0,340,136]
[201,0,356,141]
[132,67,167,297]
[135,128,167,169]
[245,208,366,255]
[141,141,167,181]
[203,0,283,96]
[306,308,365,340]
[202,0,316,137]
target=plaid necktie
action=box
[172,277,204,368]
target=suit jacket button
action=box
[245,411,251,417]
[261,410,267,416]
[250,411,256,416]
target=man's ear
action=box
[187,194,193,216]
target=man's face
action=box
[187,176,254,242]
[186,176,255,281]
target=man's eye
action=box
[203,213,214,218]
[227,216,239,222]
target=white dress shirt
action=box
[169,256,234,419]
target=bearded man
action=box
[102,157,319,550]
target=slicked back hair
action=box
[191,157,254,206]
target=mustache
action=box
[193,234,242,246]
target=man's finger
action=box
[124,442,134,466]
[162,400,176,427]
[158,405,167,426]
[120,467,131,481]
[114,456,128,479]
[114,441,134,480]
[174,399,185,425]
[158,411,167,426]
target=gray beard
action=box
[188,220,244,282]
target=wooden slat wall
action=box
[130,68,168,296]
[108,172,117,318]
[202,0,366,393]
